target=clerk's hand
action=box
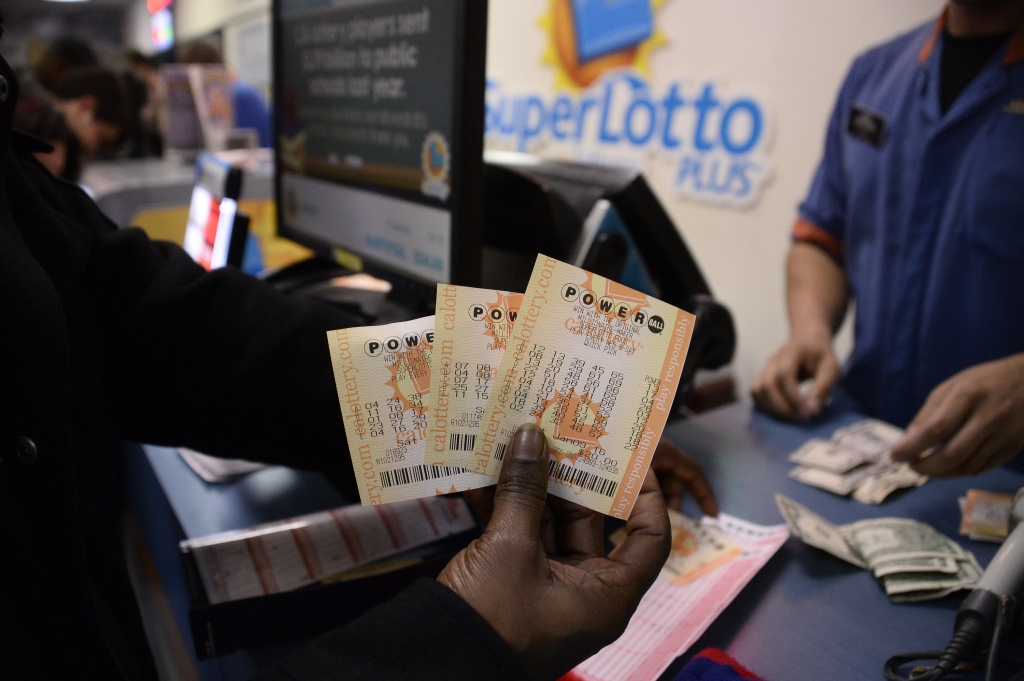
[890,354,1024,477]
[651,440,718,516]
[752,330,840,421]
[440,424,670,681]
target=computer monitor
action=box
[273,0,487,289]
[183,153,249,270]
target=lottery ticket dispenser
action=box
[482,150,736,411]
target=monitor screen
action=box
[183,186,240,270]
[273,0,486,286]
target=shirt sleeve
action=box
[251,579,529,681]
[792,65,856,261]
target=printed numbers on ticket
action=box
[328,316,490,506]
[427,285,523,469]
[470,256,696,518]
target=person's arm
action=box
[6,147,361,499]
[890,354,1024,477]
[250,578,530,681]
[752,55,861,422]
[82,226,363,491]
[751,242,848,420]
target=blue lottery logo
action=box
[571,0,654,62]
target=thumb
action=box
[488,424,551,540]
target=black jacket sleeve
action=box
[10,148,364,500]
[83,228,359,479]
[252,579,528,681]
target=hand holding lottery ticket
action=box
[439,424,671,681]
[328,256,698,518]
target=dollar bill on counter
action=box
[850,461,926,504]
[872,555,960,577]
[776,494,980,602]
[788,438,875,473]
[327,316,492,506]
[788,461,876,496]
[788,419,927,504]
[959,489,1013,542]
[571,513,788,681]
[469,255,696,518]
[832,418,905,454]
[881,554,982,601]
[426,285,523,469]
[775,492,867,568]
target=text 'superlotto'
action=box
[328,255,695,517]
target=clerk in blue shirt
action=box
[753,0,1024,477]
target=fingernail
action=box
[511,424,545,461]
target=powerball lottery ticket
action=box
[469,255,696,517]
[328,316,490,506]
[426,285,523,469]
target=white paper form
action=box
[567,514,789,681]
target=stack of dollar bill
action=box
[787,419,928,504]
[776,494,981,602]
[959,489,1013,543]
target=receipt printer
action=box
[481,151,736,415]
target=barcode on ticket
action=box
[379,464,469,488]
[492,443,508,461]
[448,433,476,451]
[548,459,619,498]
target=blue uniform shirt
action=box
[795,13,1024,427]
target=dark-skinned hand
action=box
[890,354,1024,477]
[438,424,671,681]
[651,439,718,516]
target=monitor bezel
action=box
[271,0,486,291]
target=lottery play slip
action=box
[328,255,696,518]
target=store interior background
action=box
[2,0,946,396]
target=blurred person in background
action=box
[12,97,81,180]
[49,66,130,159]
[122,50,164,157]
[179,41,272,147]
[28,36,98,93]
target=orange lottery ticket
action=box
[469,256,696,517]
[327,316,489,506]
[426,285,523,469]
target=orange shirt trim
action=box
[792,217,844,260]
[918,6,1024,67]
